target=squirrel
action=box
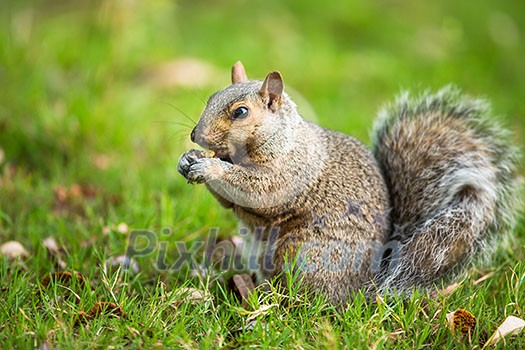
[177,61,520,304]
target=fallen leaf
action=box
[228,274,256,308]
[42,237,60,253]
[483,315,525,347]
[91,154,111,170]
[88,302,125,318]
[76,302,126,325]
[446,308,476,336]
[40,271,89,289]
[1,240,29,260]
[38,269,86,304]
[42,237,67,269]
[52,184,99,216]
[172,288,211,308]
[70,184,97,199]
[54,186,68,202]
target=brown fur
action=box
[178,62,520,304]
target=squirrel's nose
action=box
[190,127,196,142]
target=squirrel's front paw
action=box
[177,149,200,179]
[178,150,232,184]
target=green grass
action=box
[1,0,524,348]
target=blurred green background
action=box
[0,0,524,254]
[1,1,525,347]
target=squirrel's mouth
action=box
[219,155,233,164]
[207,147,233,164]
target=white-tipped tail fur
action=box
[372,86,520,294]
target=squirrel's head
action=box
[190,61,299,163]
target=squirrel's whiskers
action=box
[177,61,520,305]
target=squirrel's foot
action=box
[178,149,232,184]
[177,149,200,180]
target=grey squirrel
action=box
[177,61,520,304]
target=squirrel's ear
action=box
[231,61,248,84]
[259,71,284,112]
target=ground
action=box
[1,0,524,348]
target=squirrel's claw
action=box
[178,150,230,184]
[177,149,201,181]
[187,157,229,184]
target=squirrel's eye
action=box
[232,106,249,119]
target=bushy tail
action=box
[372,86,520,294]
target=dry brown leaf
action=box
[228,274,256,308]
[483,315,525,347]
[91,154,111,170]
[39,271,87,305]
[54,186,68,202]
[70,184,97,199]
[446,308,476,336]
[52,184,99,216]
[1,240,29,260]
[76,302,126,325]
[40,271,89,289]
[89,302,126,318]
